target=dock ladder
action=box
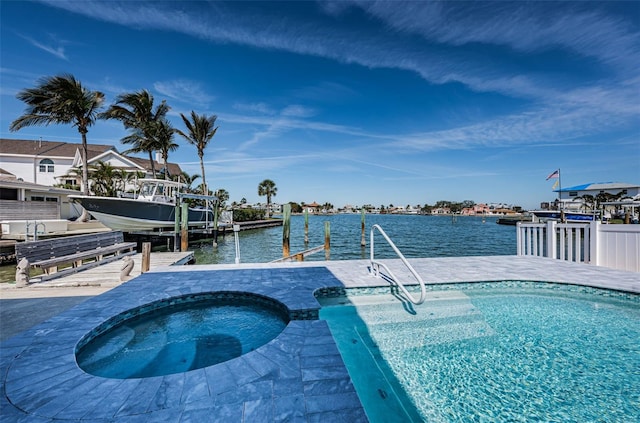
[369,224,427,305]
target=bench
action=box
[15,231,137,281]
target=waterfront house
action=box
[0,138,182,192]
[461,203,491,216]
[303,201,321,214]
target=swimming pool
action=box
[319,282,640,422]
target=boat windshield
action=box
[140,183,156,198]
[137,180,179,203]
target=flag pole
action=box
[558,168,565,222]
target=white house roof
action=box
[555,182,639,192]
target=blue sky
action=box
[1,0,639,210]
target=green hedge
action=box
[233,208,266,222]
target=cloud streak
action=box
[18,33,68,60]
[36,0,640,154]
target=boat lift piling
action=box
[171,192,219,252]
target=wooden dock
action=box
[1,251,194,294]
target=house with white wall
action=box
[0,138,182,191]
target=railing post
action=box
[567,226,574,261]
[582,224,590,263]
[516,222,522,255]
[233,224,241,264]
[590,220,599,266]
[546,220,557,259]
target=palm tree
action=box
[176,111,218,194]
[10,74,104,204]
[173,171,200,191]
[258,179,277,218]
[89,161,119,197]
[215,188,230,207]
[99,90,169,178]
[152,119,179,180]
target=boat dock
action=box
[0,251,194,298]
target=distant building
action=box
[543,182,639,211]
[556,182,639,202]
[431,207,451,215]
[461,203,490,216]
[302,201,321,214]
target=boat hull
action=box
[69,196,213,231]
[531,211,596,222]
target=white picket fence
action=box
[517,221,640,272]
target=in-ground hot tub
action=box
[76,292,290,379]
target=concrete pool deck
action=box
[1,256,638,422]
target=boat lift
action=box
[173,192,219,252]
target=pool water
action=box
[77,296,288,379]
[319,284,640,422]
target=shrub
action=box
[233,208,265,222]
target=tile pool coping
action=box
[1,256,638,422]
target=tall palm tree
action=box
[176,111,218,194]
[258,179,277,218]
[9,74,104,202]
[152,119,179,180]
[99,90,169,178]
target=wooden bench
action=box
[15,231,137,281]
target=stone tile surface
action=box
[1,256,637,422]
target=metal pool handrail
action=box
[370,224,427,305]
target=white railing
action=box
[370,224,427,305]
[517,221,640,272]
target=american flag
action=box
[546,169,559,180]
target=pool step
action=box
[343,292,497,347]
[369,318,496,348]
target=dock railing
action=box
[517,221,640,272]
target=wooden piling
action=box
[324,221,330,260]
[304,209,309,244]
[360,209,366,247]
[282,203,291,257]
[141,242,151,273]
[180,203,189,252]
[174,199,180,252]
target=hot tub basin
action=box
[76,292,290,379]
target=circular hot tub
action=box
[76,292,290,379]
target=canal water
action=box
[192,214,516,265]
[0,215,516,282]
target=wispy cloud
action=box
[153,79,215,106]
[39,1,638,101]
[330,1,639,75]
[232,102,276,115]
[17,33,68,60]
[37,0,639,154]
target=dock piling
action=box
[141,242,151,273]
[324,221,330,260]
[282,204,291,258]
[360,209,366,247]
